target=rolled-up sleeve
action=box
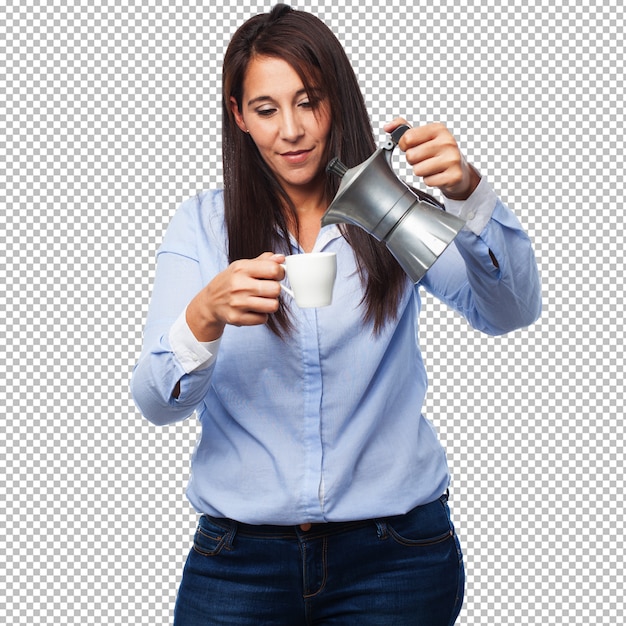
[169,309,221,373]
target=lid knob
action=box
[326,157,348,178]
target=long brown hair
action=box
[222,3,409,336]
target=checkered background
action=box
[1,0,623,624]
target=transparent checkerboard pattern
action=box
[1,0,623,623]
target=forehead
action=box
[242,56,309,102]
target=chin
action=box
[280,172,321,189]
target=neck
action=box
[283,177,328,224]
[283,182,329,253]
[286,180,328,216]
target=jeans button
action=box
[299,523,312,531]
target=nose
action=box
[280,109,304,142]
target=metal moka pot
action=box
[322,125,466,283]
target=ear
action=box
[230,96,248,133]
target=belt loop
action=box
[374,519,388,539]
[222,519,237,549]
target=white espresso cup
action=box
[280,252,337,308]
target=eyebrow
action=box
[247,89,312,107]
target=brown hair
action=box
[222,3,409,336]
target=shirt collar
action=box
[287,224,343,253]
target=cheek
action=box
[316,110,332,143]
[248,128,274,153]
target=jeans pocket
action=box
[192,515,233,557]
[387,525,453,547]
[385,498,454,547]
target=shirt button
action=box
[468,210,476,220]
[299,523,312,531]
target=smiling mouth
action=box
[280,149,313,164]
[281,149,312,156]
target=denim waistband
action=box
[202,492,449,540]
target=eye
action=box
[299,93,325,110]
[256,107,276,117]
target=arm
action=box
[384,119,542,334]
[130,241,220,426]
[130,196,285,426]
[421,177,542,335]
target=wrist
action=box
[186,296,225,342]
[442,164,481,201]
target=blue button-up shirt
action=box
[131,177,541,524]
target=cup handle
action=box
[279,263,294,298]
[280,283,295,298]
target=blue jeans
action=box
[173,494,464,625]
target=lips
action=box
[280,149,313,164]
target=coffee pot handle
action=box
[390,124,410,146]
[381,124,411,165]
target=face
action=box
[230,56,332,202]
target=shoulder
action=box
[158,189,225,258]
[177,189,225,221]
[171,188,225,230]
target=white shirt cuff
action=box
[169,308,221,373]
[443,173,497,236]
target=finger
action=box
[421,170,461,189]
[226,310,271,328]
[255,252,286,267]
[248,294,281,313]
[412,155,466,190]
[228,268,282,300]
[397,123,447,152]
[255,251,281,261]
[221,289,280,326]
[411,162,449,188]
[383,117,411,134]
[234,255,285,281]
[251,277,282,300]
[405,142,459,172]
[254,259,286,281]
[266,253,286,279]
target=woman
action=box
[131,4,541,625]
